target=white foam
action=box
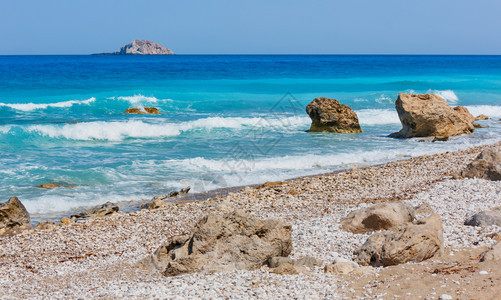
[0,126,11,134]
[20,115,311,141]
[429,89,459,105]
[375,94,394,104]
[465,105,501,119]
[0,98,95,111]
[115,94,172,106]
[356,109,400,125]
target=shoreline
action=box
[1,141,500,298]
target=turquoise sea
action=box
[1,55,501,220]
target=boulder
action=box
[340,201,415,234]
[305,97,362,133]
[141,198,167,210]
[475,114,489,121]
[324,262,354,274]
[464,207,501,227]
[413,202,434,216]
[71,201,119,219]
[355,214,443,267]
[459,149,501,181]
[138,208,292,276]
[390,93,475,138]
[0,197,31,235]
[480,242,501,262]
[125,107,161,114]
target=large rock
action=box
[138,209,292,276]
[71,201,119,219]
[0,197,31,235]
[355,214,443,267]
[305,97,362,133]
[340,201,415,234]
[115,40,173,55]
[464,207,501,227]
[390,93,475,138]
[459,149,501,181]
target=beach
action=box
[1,141,500,299]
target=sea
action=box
[1,55,501,221]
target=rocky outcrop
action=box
[475,114,489,121]
[138,208,292,276]
[141,198,167,210]
[305,97,362,133]
[481,242,501,262]
[71,202,119,219]
[355,214,443,267]
[125,107,161,114]
[100,40,174,55]
[464,207,501,227]
[0,197,31,235]
[459,149,501,181]
[390,93,475,138]
[340,202,415,234]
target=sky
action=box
[0,0,500,55]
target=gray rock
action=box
[341,201,415,234]
[0,197,31,235]
[464,207,501,227]
[138,208,292,276]
[72,201,119,219]
[355,214,443,267]
[459,149,501,181]
[108,40,174,55]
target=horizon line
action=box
[1,53,501,56]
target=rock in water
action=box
[340,201,415,234]
[355,214,443,267]
[116,40,173,55]
[390,93,475,138]
[459,149,501,181]
[0,197,31,235]
[125,107,161,114]
[305,97,362,133]
[475,114,489,121]
[138,208,292,276]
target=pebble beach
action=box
[1,141,500,299]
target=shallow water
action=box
[0,55,500,219]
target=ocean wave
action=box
[115,94,172,106]
[465,105,501,118]
[0,98,96,111]
[356,109,400,125]
[429,89,458,105]
[14,116,311,141]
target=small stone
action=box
[60,217,71,225]
[479,270,488,275]
[439,294,453,300]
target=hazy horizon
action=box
[1,0,500,55]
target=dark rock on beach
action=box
[464,207,501,227]
[0,197,31,235]
[305,97,362,133]
[390,93,475,138]
[138,207,292,276]
[72,201,119,219]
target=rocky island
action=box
[94,40,174,55]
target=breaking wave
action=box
[0,98,96,111]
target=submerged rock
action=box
[390,93,475,138]
[305,97,362,133]
[459,149,501,181]
[138,208,292,276]
[0,197,31,235]
[340,201,415,234]
[355,214,443,267]
[125,107,161,114]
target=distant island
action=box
[93,40,174,55]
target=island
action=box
[93,40,174,55]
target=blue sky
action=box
[1,0,500,54]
